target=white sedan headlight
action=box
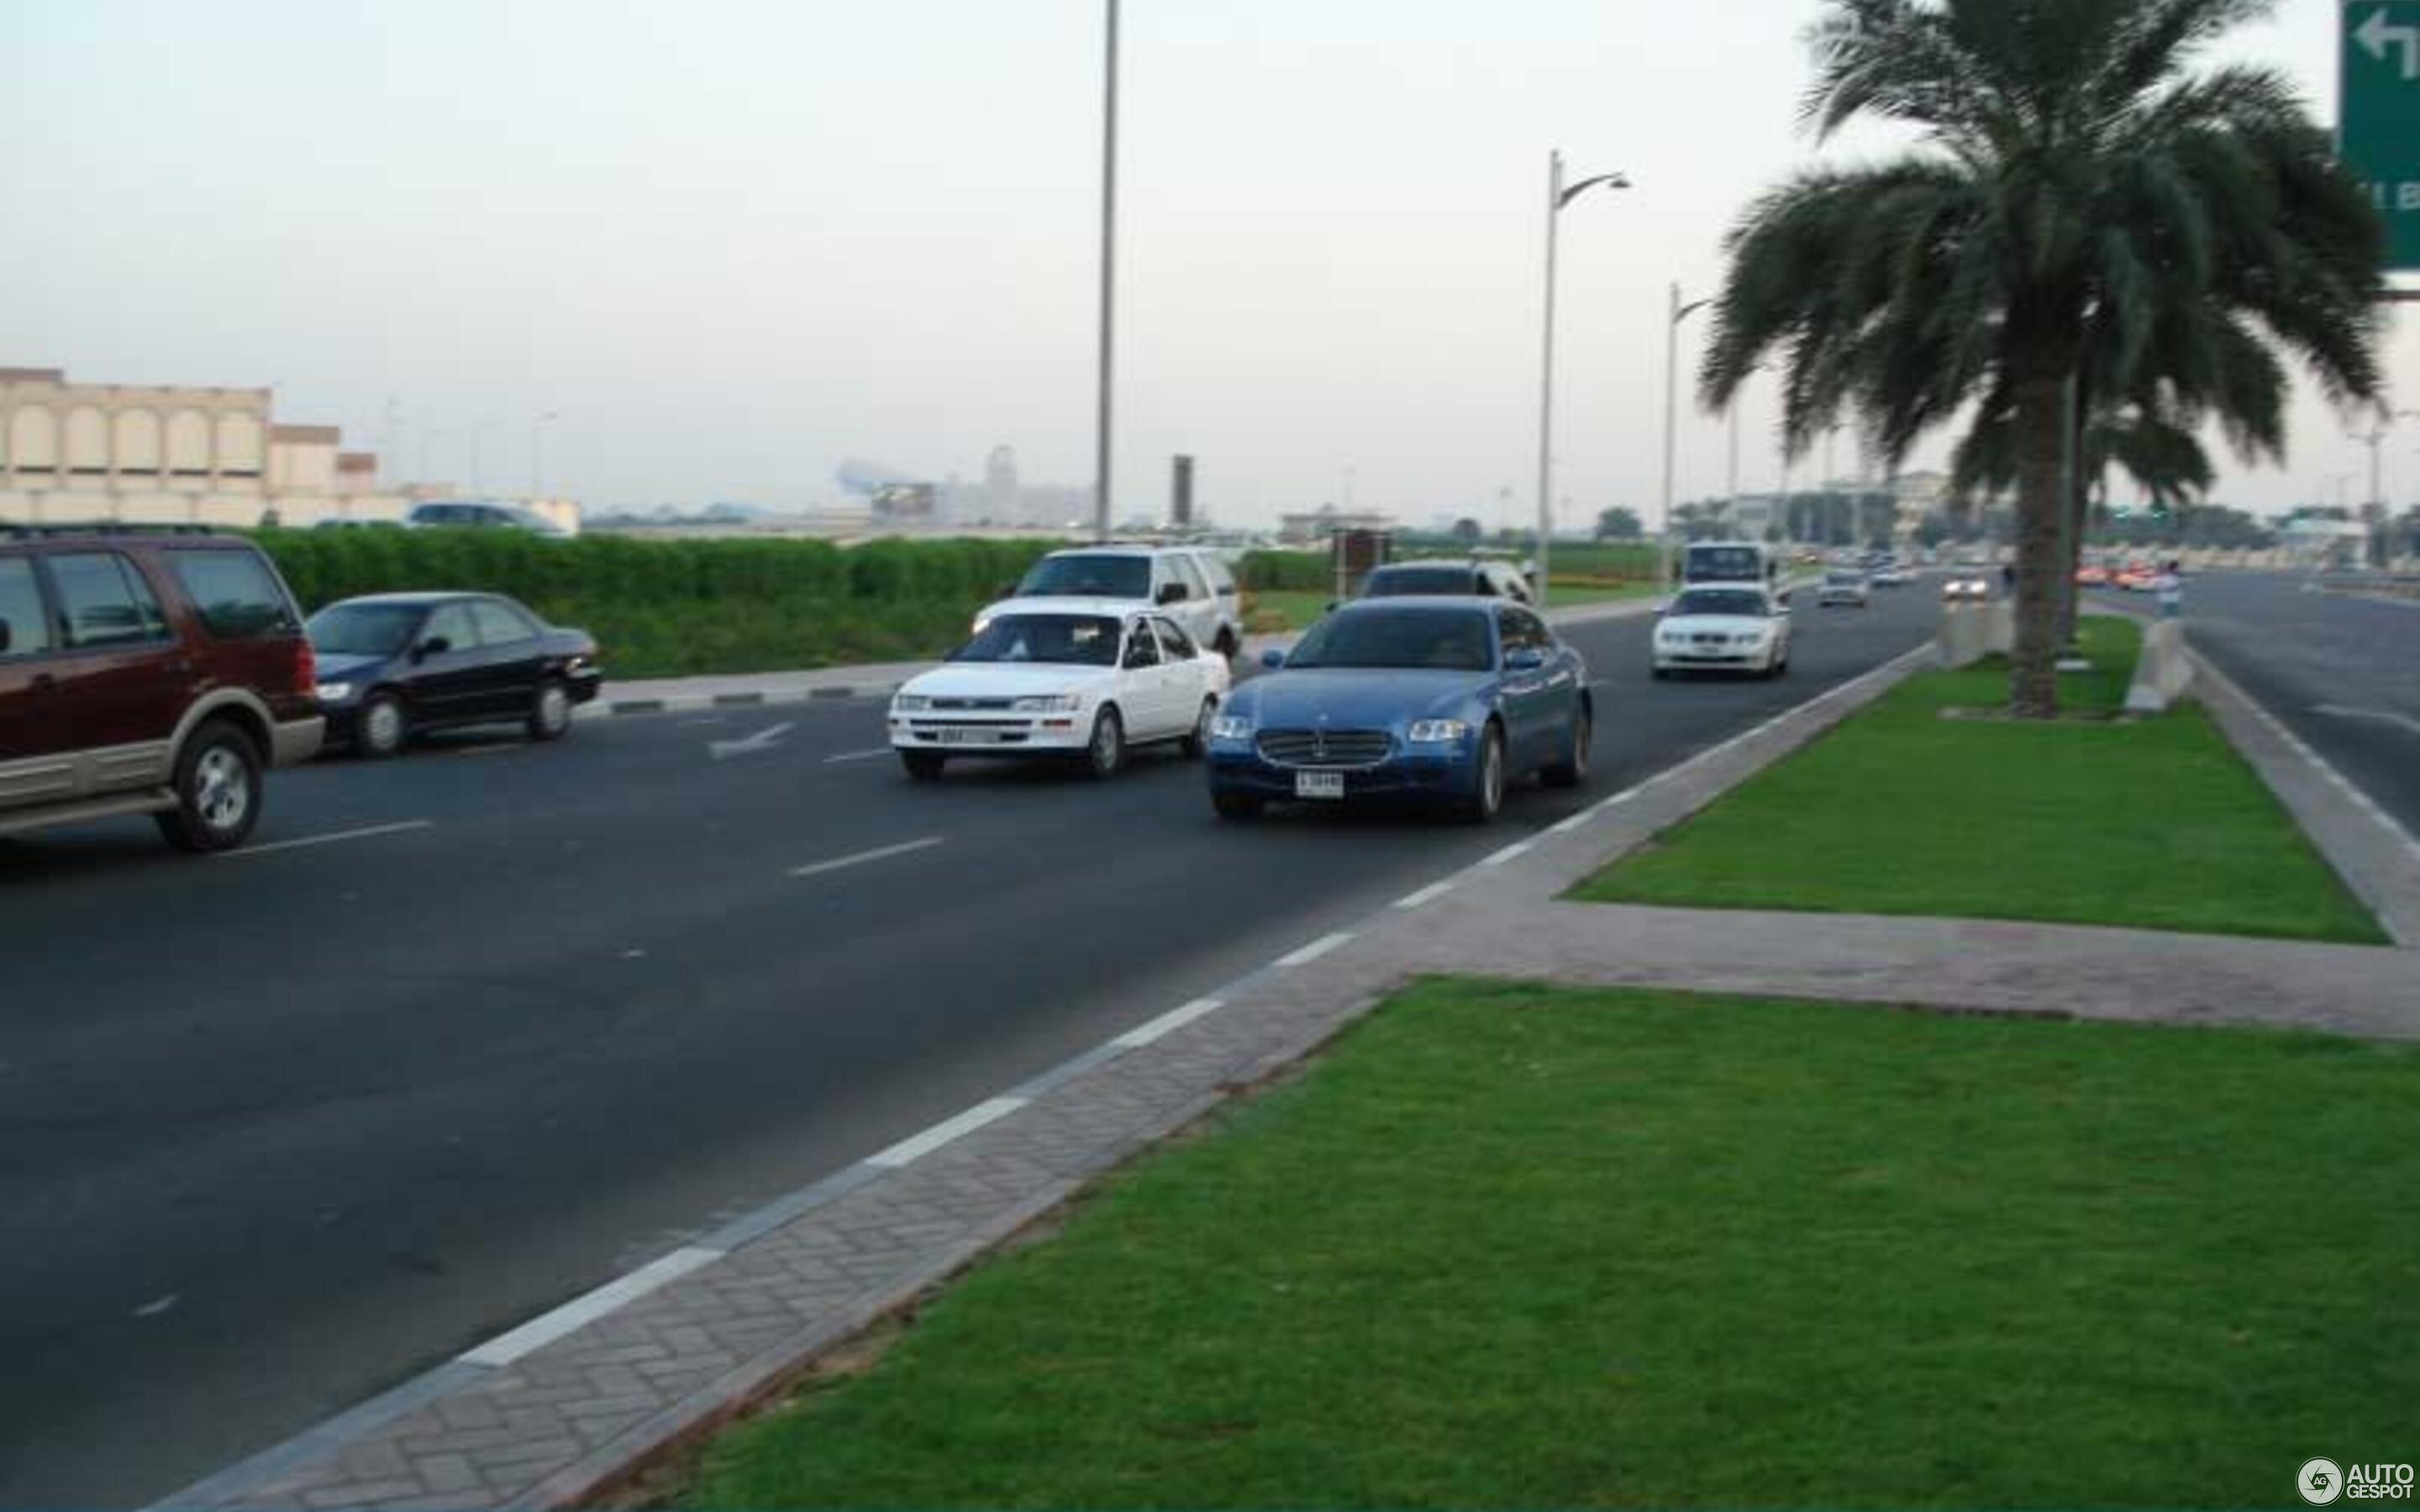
[1407,718,1470,743]
[1011,693,1082,713]
[892,694,932,713]
[1209,715,1255,741]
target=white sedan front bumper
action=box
[888,713,1093,754]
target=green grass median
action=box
[1571,617,2386,944]
[687,980,2420,1509]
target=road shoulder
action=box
[2187,647,2420,948]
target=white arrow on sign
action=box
[2358,6,2420,80]
[708,721,794,760]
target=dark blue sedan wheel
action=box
[1544,704,1590,790]
[356,693,408,759]
[1461,725,1506,824]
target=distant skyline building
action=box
[985,445,1018,518]
[0,364,582,531]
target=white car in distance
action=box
[889,603,1231,782]
[1651,585,1793,680]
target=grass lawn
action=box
[1572,617,2386,944]
[689,981,2420,1509]
[1244,580,1655,633]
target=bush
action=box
[253,529,1065,679]
[1237,549,1329,591]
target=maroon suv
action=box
[0,527,324,852]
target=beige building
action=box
[0,366,580,533]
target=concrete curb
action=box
[154,631,1933,1512]
[2186,648,2420,948]
[2093,598,2417,947]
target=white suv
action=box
[976,545,1244,659]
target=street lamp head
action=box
[1558,171,1631,209]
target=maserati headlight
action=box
[1011,693,1081,713]
[1407,719,1470,743]
[314,681,355,703]
[1209,715,1255,741]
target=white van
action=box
[1683,540,1776,588]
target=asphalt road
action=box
[0,585,1941,1507]
[2153,572,2420,837]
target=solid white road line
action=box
[223,820,434,858]
[864,1097,1028,1168]
[823,748,897,764]
[2315,704,2420,737]
[1112,998,1225,1048]
[1273,932,1354,969]
[788,836,944,879]
[1392,881,1455,911]
[1479,841,1534,867]
[1549,812,1593,835]
[460,1247,720,1368]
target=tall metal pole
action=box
[1534,150,1564,610]
[1092,0,1119,542]
[1726,399,1741,523]
[531,411,558,499]
[1660,281,1680,595]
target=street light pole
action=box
[1092,0,1120,543]
[531,411,559,499]
[1660,282,1711,596]
[2350,411,2419,565]
[1534,149,1628,610]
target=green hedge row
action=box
[255,529,1065,678]
[1236,549,1331,591]
[1237,543,1659,591]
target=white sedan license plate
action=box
[1295,770,1346,800]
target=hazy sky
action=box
[2,0,2412,526]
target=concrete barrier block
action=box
[2124,619,2194,714]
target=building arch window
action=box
[66,406,109,475]
[8,407,58,475]
[166,409,211,477]
[113,408,163,475]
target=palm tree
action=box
[1701,0,2386,716]
[1952,388,2217,627]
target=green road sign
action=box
[2343,0,2420,271]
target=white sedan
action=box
[1650,585,1793,680]
[889,601,1231,781]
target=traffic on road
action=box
[0,559,1945,1506]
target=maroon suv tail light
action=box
[294,638,318,697]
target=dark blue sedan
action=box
[1205,597,1591,822]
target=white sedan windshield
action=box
[952,615,1120,666]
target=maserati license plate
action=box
[1295,770,1345,800]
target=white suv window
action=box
[1170,554,1210,602]
[1195,552,1238,598]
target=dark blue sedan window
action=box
[1286,608,1493,671]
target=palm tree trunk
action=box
[2010,371,2067,718]
[2059,374,2092,648]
